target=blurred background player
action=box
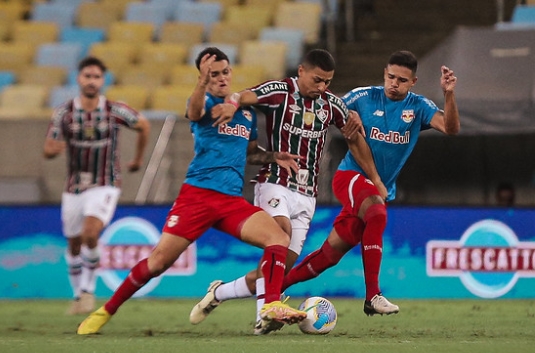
[495,182,515,207]
[190,49,365,334]
[77,47,307,335]
[43,56,150,315]
[281,50,460,317]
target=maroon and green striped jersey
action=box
[250,77,349,197]
[46,96,141,194]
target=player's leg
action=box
[61,192,85,315]
[77,232,191,334]
[78,186,121,314]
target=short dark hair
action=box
[388,50,418,74]
[302,49,336,72]
[195,47,230,70]
[78,56,107,73]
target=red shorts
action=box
[162,184,263,241]
[332,170,382,246]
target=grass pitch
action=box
[1,298,534,353]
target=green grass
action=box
[1,298,534,353]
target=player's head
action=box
[383,50,418,101]
[495,182,515,207]
[77,56,107,99]
[297,49,336,99]
[195,47,232,98]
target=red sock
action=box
[261,244,287,303]
[104,258,153,315]
[282,241,344,292]
[361,204,387,301]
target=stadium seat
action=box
[116,65,168,91]
[259,27,305,70]
[11,21,59,46]
[208,22,258,46]
[0,2,26,25]
[511,5,535,23]
[107,21,155,44]
[150,0,192,14]
[0,84,49,119]
[99,0,136,14]
[0,21,10,41]
[274,1,322,44]
[31,2,77,30]
[169,64,200,87]
[159,22,205,47]
[174,1,222,36]
[35,43,84,72]
[125,2,169,29]
[231,64,266,92]
[224,5,274,34]
[60,27,105,57]
[48,85,80,108]
[138,42,188,71]
[0,43,35,75]
[150,85,192,116]
[0,71,15,92]
[76,2,122,31]
[18,66,67,88]
[105,84,150,111]
[240,40,287,79]
[188,43,238,66]
[89,42,138,75]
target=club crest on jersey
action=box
[268,198,280,208]
[401,110,414,123]
[242,109,253,122]
[303,111,315,125]
[316,107,328,123]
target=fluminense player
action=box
[77,47,308,335]
[281,50,460,316]
[43,56,150,316]
[190,49,367,334]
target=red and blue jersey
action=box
[185,92,258,197]
[340,86,440,201]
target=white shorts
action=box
[61,186,121,238]
[254,182,316,255]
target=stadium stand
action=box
[240,40,287,80]
[35,42,83,71]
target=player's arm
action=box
[43,138,66,159]
[211,90,259,126]
[246,140,301,175]
[346,133,387,200]
[187,53,215,122]
[430,65,460,135]
[127,114,150,172]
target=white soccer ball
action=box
[297,296,337,334]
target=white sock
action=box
[80,245,100,294]
[65,250,82,298]
[255,278,265,321]
[215,276,253,301]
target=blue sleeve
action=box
[250,109,258,141]
[419,96,439,130]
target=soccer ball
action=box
[297,296,337,334]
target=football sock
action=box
[260,244,287,303]
[282,241,344,292]
[255,278,265,321]
[215,275,253,301]
[80,245,100,294]
[361,204,387,301]
[104,258,153,315]
[65,250,82,298]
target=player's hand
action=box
[440,65,457,93]
[211,103,236,126]
[127,159,142,172]
[374,180,388,201]
[198,53,215,87]
[274,151,302,175]
[342,110,365,138]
